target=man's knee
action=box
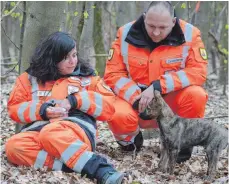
[176,86,208,118]
[108,110,139,134]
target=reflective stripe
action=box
[79,92,90,112]
[29,75,39,101]
[65,117,96,137]
[124,85,140,101]
[121,22,132,79]
[114,77,130,95]
[29,75,39,121]
[30,101,37,122]
[93,93,103,118]
[17,102,29,122]
[34,150,48,169]
[164,74,174,93]
[21,121,49,132]
[177,70,190,88]
[184,23,193,42]
[181,46,190,68]
[61,139,84,163]
[73,151,94,173]
[52,159,63,171]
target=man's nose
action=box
[153,28,160,36]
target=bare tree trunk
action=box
[71,1,84,39]
[115,2,137,28]
[79,1,96,68]
[20,1,67,73]
[101,2,116,53]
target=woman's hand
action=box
[46,99,71,119]
[46,106,68,119]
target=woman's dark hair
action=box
[27,31,92,84]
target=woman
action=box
[6,32,124,184]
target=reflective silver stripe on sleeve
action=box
[29,75,39,121]
[61,139,84,163]
[184,23,193,42]
[30,101,38,122]
[34,150,48,169]
[29,75,39,101]
[17,102,29,122]
[114,77,130,95]
[73,151,94,173]
[121,22,132,79]
[164,74,174,93]
[181,46,190,68]
[124,85,141,101]
[93,93,103,118]
[79,91,90,112]
[52,159,63,171]
[65,117,96,137]
[177,70,190,88]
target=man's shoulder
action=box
[178,19,201,34]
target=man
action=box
[104,2,208,163]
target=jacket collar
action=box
[125,14,185,50]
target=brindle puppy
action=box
[140,90,228,180]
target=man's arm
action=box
[154,29,207,94]
[104,27,141,105]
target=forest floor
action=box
[1,74,228,184]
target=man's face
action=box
[144,6,176,43]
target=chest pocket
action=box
[127,54,148,80]
[160,55,183,74]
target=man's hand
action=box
[133,85,154,113]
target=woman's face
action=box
[57,47,78,75]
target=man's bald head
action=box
[146,1,174,18]
[144,1,176,43]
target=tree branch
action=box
[1,24,19,50]
[208,30,228,60]
[0,1,21,21]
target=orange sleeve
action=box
[104,27,141,104]
[72,90,115,122]
[7,74,43,124]
[160,29,208,94]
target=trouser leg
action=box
[39,120,121,182]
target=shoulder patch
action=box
[199,48,207,60]
[108,48,114,61]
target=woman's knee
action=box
[5,132,39,166]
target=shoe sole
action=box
[105,172,124,184]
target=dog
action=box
[140,90,228,180]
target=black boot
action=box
[176,147,193,163]
[118,131,143,152]
[98,171,124,184]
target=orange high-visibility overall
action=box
[104,19,208,145]
[6,72,116,178]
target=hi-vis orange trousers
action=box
[108,86,208,144]
[6,120,92,171]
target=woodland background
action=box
[1,1,228,184]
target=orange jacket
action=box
[104,19,208,105]
[8,72,115,124]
